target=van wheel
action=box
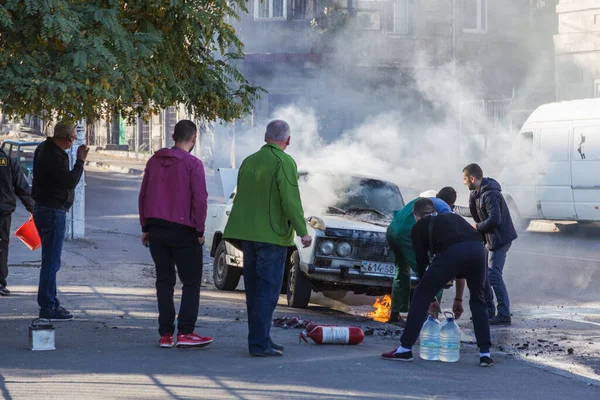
[213,241,241,291]
[507,200,530,232]
[286,250,312,308]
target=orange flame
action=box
[368,294,392,322]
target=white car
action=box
[205,169,417,309]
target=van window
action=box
[540,128,569,162]
[573,127,600,161]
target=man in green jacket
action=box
[223,119,312,357]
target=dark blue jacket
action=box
[455,178,517,250]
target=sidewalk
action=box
[86,152,148,175]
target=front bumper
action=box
[300,262,419,288]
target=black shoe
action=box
[269,341,285,352]
[250,348,283,357]
[490,315,511,326]
[480,356,494,367]
[39,307,74,321]
[381,349,413,361]
[387,313,407,328]
[0,285,10,296]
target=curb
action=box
[85,161,144,176]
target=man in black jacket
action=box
[32,122,89,321]
[0,148,35,296]
[381,198,493,367]
[455,163,517,326]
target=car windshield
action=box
[299,173,404,218]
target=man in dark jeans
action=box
[139,120,211,349]
[455,163,518,325]
[32,122,89,321]
[223,120,312,357]
[0,147,36,296]
[381,198,493,367]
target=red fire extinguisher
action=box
[304,322,333,333]
[300,325,365,345]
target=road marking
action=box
[512,249,600,264]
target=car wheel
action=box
[286,250,312,308]
[213,241,241,291]
[507,199,530,232]
[322,290,347,301]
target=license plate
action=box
[360,262,395,276]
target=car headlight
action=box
[336,242,352,258]
[319,240,335,256]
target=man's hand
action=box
[452,299,464,319]
[141,232,150,247]
[428,299,441,318]
[198,236,205,246]
[301,234,312,248]
[77,144,90,161]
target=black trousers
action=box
[400,240,492,353]
[0,213,11,287]
[148,226,203,336]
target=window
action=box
[291,0,306,20]
[463,0,487,32]
[515,131,534,162]
[573,127,600,161]
[255,0,287,20]
[394,0,416,35]
[540,128,569,162]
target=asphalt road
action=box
[82,168,600,383]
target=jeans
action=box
[0,213,12,287]
[242,241,288,353]
[400,241,491,353]
[485,243,512,317]
[148,226,203,336]
[34,206,67,311]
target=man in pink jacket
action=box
[138,120,211,349]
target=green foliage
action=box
[0,0,262,123]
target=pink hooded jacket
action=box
[139,147,208,236]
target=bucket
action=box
[15,216,41,251]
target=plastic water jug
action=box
[419,315,440,360]
[440,312,461,362]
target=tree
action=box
[0,0,261,123]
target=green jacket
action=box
[386,198,418,272]
[223,144,308,247]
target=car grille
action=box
[352,240,394,263]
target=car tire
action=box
[322,290,347,301]
[213,241,242,291]
[286,250,312,309]
[507,199,530,232]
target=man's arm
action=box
[10,158,35,213]
[452,205,472,218]
[190,159,208,237]
[44,153,85,190]
[138,165,150,233]
[476,192,502,233]
[410,220,430,279]
[452,278,466,319]
[276,158,308,237]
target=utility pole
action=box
[66,120,86,240]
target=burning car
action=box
[205,169,417,309]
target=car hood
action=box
[315,215,390,232]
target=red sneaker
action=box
[176,333,213,348]
[159,334,174,348]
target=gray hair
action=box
[53,122,75,139]
[265,120,290,142]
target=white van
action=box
[502,99,600,226]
